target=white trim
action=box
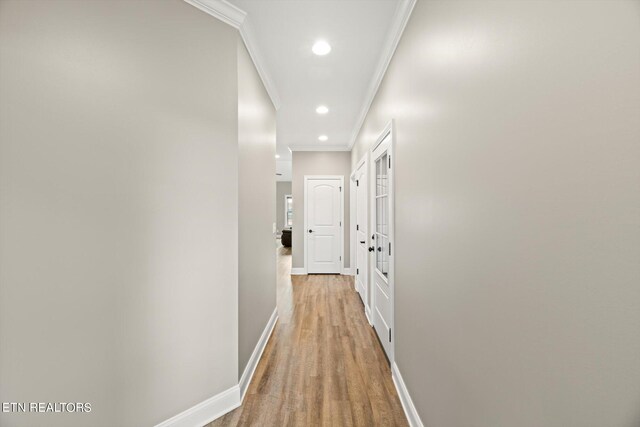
[392,363,425,427]
[372,120,393,152]
[304,176,345,274]
[340,176,345,276]
[183,0,245,27]
[290,267,307,275]
[238,17,281,109]
[183,0,281,110]
[342,267,354,276]
[347,0,416,149]
[364,306,373,326]
[352,152,370,314]
[156,308,279,427]
[154,385,240,427]
[369,120,395,363]
[349,169,357,283]
[239,308,278,401]
[289,145,351,152]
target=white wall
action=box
[0,1,239,426]
[352,1,640,426]
[237,39,277,379]
[292,151,351,270]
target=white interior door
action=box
[305,177,343,274]
[354,160,369,310]
[371,129,393,360]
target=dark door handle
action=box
[368,246,375,252]
[360,240,366,244]
[308,229,313,233]
[377,247,382,252]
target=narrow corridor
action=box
[208,245,408,426]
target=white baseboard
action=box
[392,363,424,427]
[342,267,354,276]
[239,308,278,401]
[365,306,373,326]
[154,385,240,427]
[155,310,278,427]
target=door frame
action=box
[303,175,344,274]
[369,120,395,363]
[349,170,357,283]
[350,153,372,322]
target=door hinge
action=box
[339,186,342,192]
[357,268,359,275]
[388,155,391,169]
[356,224,359,231]
[356,179,359,186]
[389,242,391,256]
[389,329,391,342]
[339,221,342,226]
[339,256,342,261]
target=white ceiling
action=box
[228,0,401,180]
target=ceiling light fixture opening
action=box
[312,40,331,56]
[318,135,328,142]
[316,105,329,114]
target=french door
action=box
[370,126,394,360]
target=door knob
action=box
[308,229,313,233]
[368,246,375,252]
[377,247,382,252]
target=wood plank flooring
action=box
[207,244,408,427]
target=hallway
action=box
[1,1,639,426]
[208,245,408,426]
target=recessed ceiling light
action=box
[275,154,280,159]
[316,105,329,114]
[312,40,331,56]
[318,135,328,142]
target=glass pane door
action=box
[375,153,388,277]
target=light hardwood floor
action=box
[207,243,408,426]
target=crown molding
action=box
[240,16,281,109]
[183,0,246,28]
[289,145,351,152]
[183,0,281,110]
[347,0,416,149]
